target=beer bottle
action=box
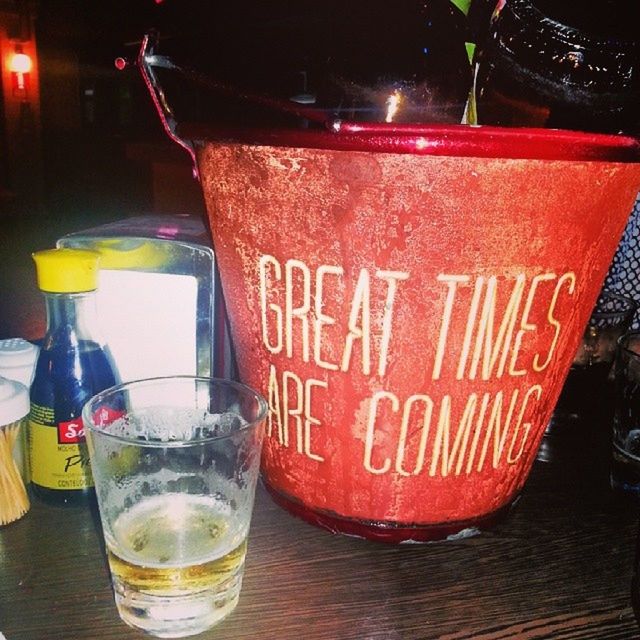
[315,0,474,124]
[473,0,640,134]
[29,249,119,505]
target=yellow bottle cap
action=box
[32,248,101,293]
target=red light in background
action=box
[114,57,127,71]
[8,52,32,75]
[8,49,33,97]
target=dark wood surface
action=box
[1,442,640,640]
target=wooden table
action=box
[1,434,639,640]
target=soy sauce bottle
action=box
[29,248,119,505]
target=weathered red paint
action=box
[195,125,640,541]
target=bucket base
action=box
[263,480,519,544]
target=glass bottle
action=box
[314,0,474,124]
[29,248,119,505]
[473,0,640,134]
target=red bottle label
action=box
[58,418,85,444]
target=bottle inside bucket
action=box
[474,0,640,134]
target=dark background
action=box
[0,0,367,341]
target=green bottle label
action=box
[465,41,476,64]
[450,0,472,16]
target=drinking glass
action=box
[82,376,268,638]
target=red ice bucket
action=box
[185,122,640,542]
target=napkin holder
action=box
[57,214,235,383]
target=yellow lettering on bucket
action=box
[432,274,470,381]
[530,272,576,373]
[364,391,398,475]
[362,385,542,478]
[259,255,283,354]
[259,253,577,481]
[285,259,312,362]
[340,268,371,376]
[395,394,434,477]
[266,364,326,463]
[258,255,409,377]
[314,265,343,371]
[509,273,558,376]
[432,271,576,381]
[468,274,526,380]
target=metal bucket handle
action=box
[135,31,200,179]
[131,31,342,179]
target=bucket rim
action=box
[179,122,640,163]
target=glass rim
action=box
[82,375,269,448]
